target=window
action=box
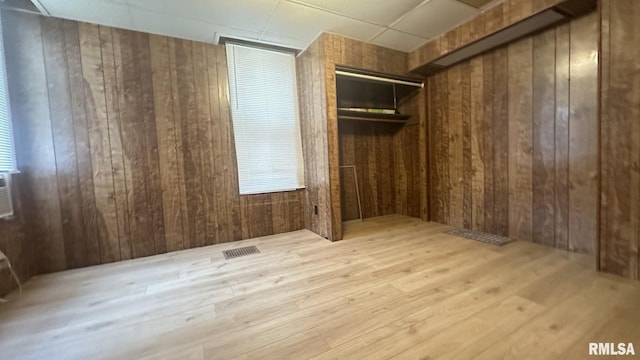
[226,43,304,195]
[0,13,16,173]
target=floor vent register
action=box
[446,228,514,246]
[223,245,261,259]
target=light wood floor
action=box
[1,215,639,359]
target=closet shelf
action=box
[337,109,410,124]
[335,66,422,125]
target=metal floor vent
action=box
[446,228,514,246]
[223,245,260,259]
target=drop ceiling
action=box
[31,0,500,52]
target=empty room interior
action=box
[1,0,639,358]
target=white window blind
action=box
[0,12,16,173]
[226,43,305,195]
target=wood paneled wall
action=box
[4,11,304,273]
[338,121,397,221]
[395,91,428,219]
[427,12,598,253]
[0,175,33,297]
[298,33,427,239]
[327,34,427,238]
[600,0,640,279]
[296,38,331,240]
[408,0,596,73]
[338,91,426,222]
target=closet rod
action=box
[335,70,424,88]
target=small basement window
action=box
[225,42,305,195]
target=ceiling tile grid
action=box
[34,0,499,52]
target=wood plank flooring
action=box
[1,215,639,359]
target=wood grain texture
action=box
[481,53,495,233]
[448,65,464,228]
[532,28,557,248]
[507,37,533,243]
[554,23,570,252]
[600,0,640,279]
[568,13,599,255]
[150,34,185,253]
[299,33,426,239]
[469,57,484,231]
[396,90,426,220]
[41,17,88,268]
[62,19,102,267]
[102,26,133,261]
[296,38,331,240]
[2,215,639,359]
[2,12,305,273]
[427,13,598,254]
[429,71,450,224]
[79,22,121,264]
[408,0,596,73]
[5,11,66,273]
[323,35,342,242]
[338,121,396,220]
[491,48,509,238]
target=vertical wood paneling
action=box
[554,23,571,251]
[100,26,132,261]
[61,20,102,266]
[297,39,331,239]
[9,13,67,273]
[193,41,216,247]
[150,35,185,253]
[396,90,425,220]
[532,28,557,247]
[568,12,599,254]
[136,32,166,256]
[418,88,429,222]
[323,36,342,241]
[470,57,484,231]
[300,33,423,239]
[429,71,450,224]
[338,121,398,220]
[112,29,154,258]
[175,39,205,250]
[481,53,495,233]
[408,0,596,72]
[600,0,640,279]
[461,63,473,229]
[338,120,358,221]
[216,46,244,243]
[79,22,120,264]
[448,66,464,228]
[41,18,88,268]
[206,45,228,243]
[427,12,598,255]
[507,38,533,242]
[492,48,509,237]
[168,38,190,249]
[4,13,306,273]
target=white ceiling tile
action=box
[129,8,264,44]
[125,0,279,34]
[370,29,428,52]
[38,0,134,29]
[393,0,478,38]
[36,0,486,52]
[129,8,213,43]
[286,0,424,26]
[262,1,384,48]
